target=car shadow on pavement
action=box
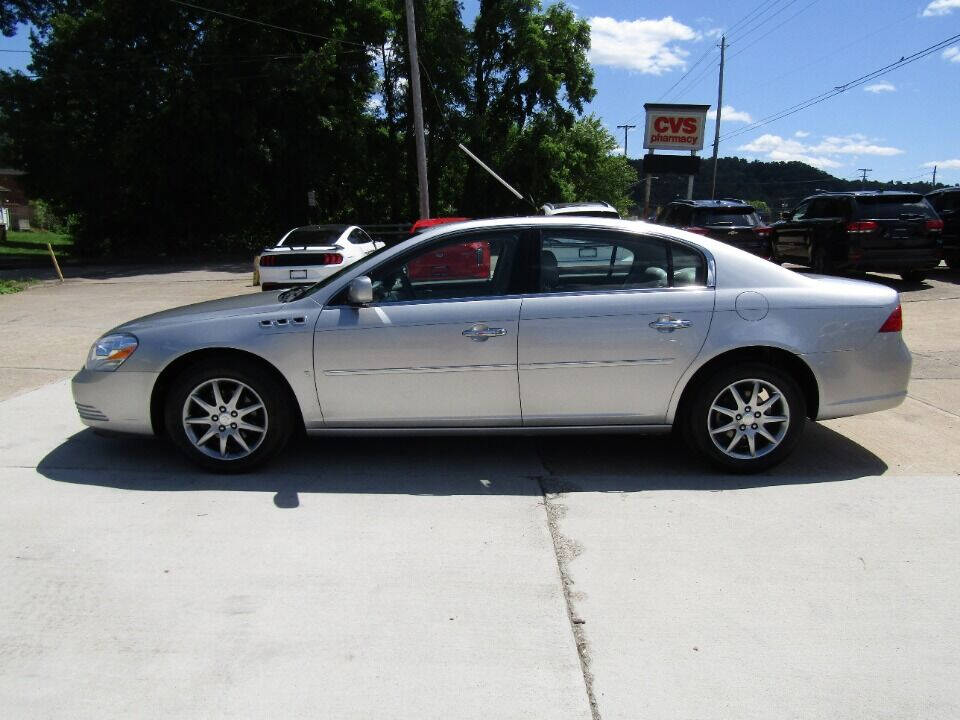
[36,421,887,505]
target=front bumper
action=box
[803,331,912,420]
[71,368,158,435]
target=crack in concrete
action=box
[534,445,600,720]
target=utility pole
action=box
[710,35,726,199]
[932,164,937,187]
[858,168,872,185]
[404,0,430,219]
[616,123,636,158]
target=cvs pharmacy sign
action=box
[642,103,710,152]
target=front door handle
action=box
[462,324,507,341]
[649,316,692,332]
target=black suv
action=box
[656,199,772,258]
[925,187,959,269]
[771,191,943,281]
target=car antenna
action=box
[457,143,538,211]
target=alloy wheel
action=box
[707,378,790,460]
[181,378,269,460]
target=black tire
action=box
[946,256,957,270]
[164,358,294,472]
[810,243,831,275]
[899,270,925,283]
[683,362,807,474]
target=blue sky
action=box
[3,0,959,183]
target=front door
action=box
[519,228,714,425]
[313,229,528,426]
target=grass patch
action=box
[0,230,74,257]
[0,278,37,294]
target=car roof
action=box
[926,186,960,196]
[288,224,352,232]
[667,199,754,209]
[804,191,923,199]
[541,201,617,213]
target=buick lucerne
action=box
[73,217,911,473]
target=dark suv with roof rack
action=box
[771,191,943,282]
[925,187,959,269]
[656,199,772,258]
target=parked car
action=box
[73,217,910,475]
[257,225,384,291]
[409,217,469,234]
[541,201,620,219]
[656,199,772,259]
[925,186,959,269]
[771,191,943,281]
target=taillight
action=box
[926,219,944,232]
[683,226,710,235]
[846,221,878,233]
[754,226,772,238]
[259,255,275,266]
[318,253,343,265]
[879,304,902,333]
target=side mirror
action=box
[347,276,373,305]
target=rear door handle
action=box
[463,324,507,341]
[649,316,692,332]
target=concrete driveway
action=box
[1,263,958,719]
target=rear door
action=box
[519,227,714,425]
[853,195,939,251]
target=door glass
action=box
[367,231,521,303]
[538,229,705,291]
[791,201,811,222]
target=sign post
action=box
[642,103,710,207]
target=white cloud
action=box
[737,133,904,169]
[589,16,698,74]
[738,135,842,169]
[707,105,753,123]
[923,159,960,169]
[794,130,810,138]
[864,81,896,93]
[943,47,960,63]
[923,0,960,16]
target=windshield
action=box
[277,227,346,248]
[856,196,936,219]
[697,208,758,226]
[280,244,392,302]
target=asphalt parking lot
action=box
[1,262,958,718]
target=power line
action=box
[656,46,713,102]
[726,0,822,61]
[724,0,784,38]
[166,0,369,47]
[720,31,960,142]
[726,0,800,47]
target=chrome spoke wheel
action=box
[707,378,790,461]
[181,378,268,461]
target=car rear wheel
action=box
[164,359,293,472]
[684,363,806,473]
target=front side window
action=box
[791,200,812,222]
[363,230,523,304]
[537,229,706,293]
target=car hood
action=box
[113,291,286,331]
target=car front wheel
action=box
[164,359,293,472]
[685,363,806,473]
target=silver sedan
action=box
[72,217,911,473]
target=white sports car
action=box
[258,224,384,291]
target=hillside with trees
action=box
[630,156,946,217]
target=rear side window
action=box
[855,196,936,219]
[695,207,758,226]
[537,229,706,292]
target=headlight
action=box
[86,333,138,371]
